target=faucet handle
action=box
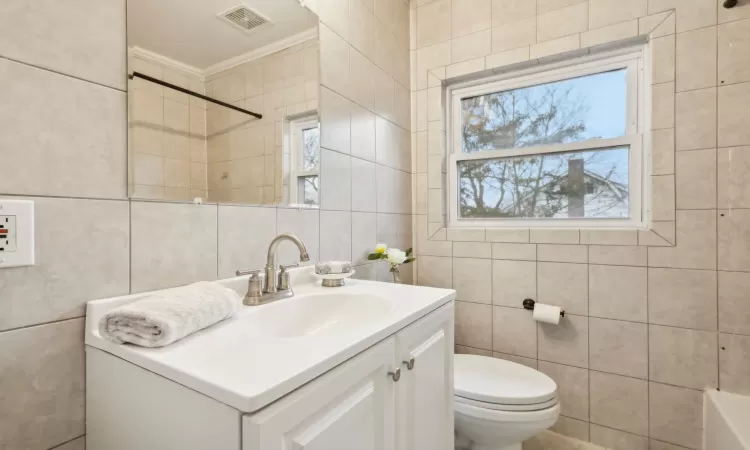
[236,268,262,277]
[277,263,299,291]
[236,269,264,305]
[279,263,299,272]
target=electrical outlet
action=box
[0,200,34,268]
[0,215,17,252]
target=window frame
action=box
[289,115,320,206]
[447,47,647,229]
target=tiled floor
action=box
[523,431,608,450]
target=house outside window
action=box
[289,115,320,206]
[447,48,645,229]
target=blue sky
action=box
[565,69,627,140]
[459,69,631,218]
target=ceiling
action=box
[127,0,318,70]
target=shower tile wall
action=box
[411,1,750,449]
[204,40,319,204]
[0,1,411,449]
[129,55,208,201]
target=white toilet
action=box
[454,354,560,450]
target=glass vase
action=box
[391,266,402,284]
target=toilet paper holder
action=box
[522,299,565,317]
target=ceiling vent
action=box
[217,5,271,33]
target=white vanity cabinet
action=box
[86,276,456,450]
[242,303,454,450]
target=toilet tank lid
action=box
[454,354,557,405]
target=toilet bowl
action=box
[454,354,560,450]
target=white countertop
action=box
[85,269,455,413]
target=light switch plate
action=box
[0,200,34,268]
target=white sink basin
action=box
[86,269,456,412]
[246,292,396,338]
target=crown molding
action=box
[129,26,318,81]
[129,46,205,79]
[203,27,318,78]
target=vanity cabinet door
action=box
[395,302,454,450]
[242,337,398,450]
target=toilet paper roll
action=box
[533,303,561,325]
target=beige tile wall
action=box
[0,1,412,449]
[128,55,208,201]
[205,39,319,204]
[312,0,414,275]
[412,1,750,449]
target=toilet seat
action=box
[455,398,561,423]
[455,394,558,412]
[454,354,557,410]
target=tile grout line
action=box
[47,434,86,450]
[585,228,591,439]
[534,242,539,363]
[671,27,677,253]
[715,20,721,392]
[0,316,86,335]
[0,54,127,93]
[0,193,131,202]
[128,200,133,294]
[646,236,651,441]
[589,422,651,442]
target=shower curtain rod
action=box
[129,72,263,120]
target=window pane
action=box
[302,127,319,170]
[461,69,627,153]
[458,146,629,219]
[298,175,319,206]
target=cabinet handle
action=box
[402,357,415,370]
[388,367,401,382]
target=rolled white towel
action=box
[99,281,241,348]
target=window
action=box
[448,49,644,228]
[289,116,320,206]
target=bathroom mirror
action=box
[127,0,320,206]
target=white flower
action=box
[386,248,407,265]
[374,243,388,254]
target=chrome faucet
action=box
[236,233,310,306]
